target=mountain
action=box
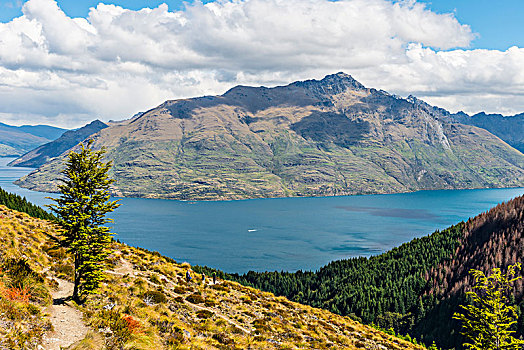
[15,73,524,199]
[450,112,524,153]
[225,194,524,349]
[405,96,524,154]
[9,124,66,140]
[0,201,424,350]
[0,122,66,157]
[8,120,108,168]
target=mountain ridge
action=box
[14,73,524,200]
[404,95,524,154]
[8,120,108,168]
[0,122,66,157]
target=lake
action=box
[1,157,523,273]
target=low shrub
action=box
[3,286,31,303]
[211,284,229,292]
[148,274,161,285]
[185,293,205,304]
[2,258,43,286]
[90,309,134,346]
[204,298,217,307]
[122,314,142,334]
[165,326,185,346]
[173,285,186,294]
[196,310,214,319]
[53,263,74,281]
[212,332,234,345]
[142,290,167,304]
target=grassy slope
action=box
[0,206,55,349]
[0,204,424,350]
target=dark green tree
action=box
[453,263,524,350]
[48,141,120,302]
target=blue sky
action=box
[0,0,523,127]
[418,0,524,49]
[0,0,214,20]
[1,0,523,50]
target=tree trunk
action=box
[72,253,80,303]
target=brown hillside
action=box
[427,195,524,298]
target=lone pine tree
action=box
[453,263,524,350]
[48,140,120,302]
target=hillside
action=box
[15,73,524,200]
[8,120,108,168]
[0,123,66,157]
[0,203,424,350]
[450,112,524,154]
[225,194,524,349]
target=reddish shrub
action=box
[3,286,31,303]
[122,314,142,334]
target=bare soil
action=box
[39,279,88,350]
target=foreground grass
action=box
[0,204,425,349]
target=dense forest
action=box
[0,186,54,220]
[197,195,524,349]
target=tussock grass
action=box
[0,205,426,349]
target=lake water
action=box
[1,157,523,273]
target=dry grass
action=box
[0,205,425,349]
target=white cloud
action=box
[0,0,522,128]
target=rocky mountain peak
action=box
[292,72,366,97]
[217,73,367,111]
[320,72,365,89]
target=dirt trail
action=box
[39,279,88,350]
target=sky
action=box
[0,0,523,128]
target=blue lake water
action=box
[1,157,523,273]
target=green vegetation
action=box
[48,141,120,302]
[454,264,524,350]
[0,186,54,220]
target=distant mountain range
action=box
[14,73,524,199]
[450,111,524,153]
[405,96,524,153]
[0,122,66,157]
[8,120,108,168]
